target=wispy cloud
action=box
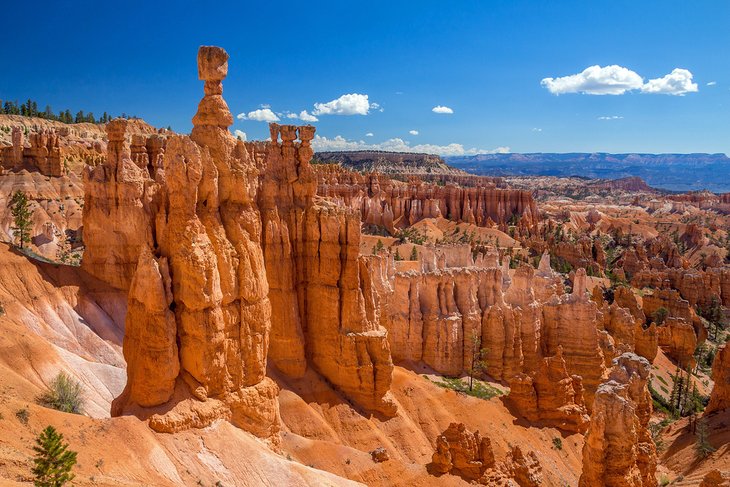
[365,132,374,137]
[707,81,717,86]
[409,130,419,135]
[532,127,542,132]
[597,115,624,120]
[311,134,508,156]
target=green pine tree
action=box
[8,190,32,249]
[409,246,418,261]
[31,425,77,487]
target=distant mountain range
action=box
[314,150,464,175]
[444,153,730,193]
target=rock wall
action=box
[81,119,159,290]
[0,127,64,176]
[259,123,396,416]
[579,353,657,487]
[315,165,538,233]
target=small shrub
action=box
[552,437,563,450]
[38,372,84,414]
[16,407,29,424]
[429,376,502,400]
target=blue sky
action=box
[1,0,728,155]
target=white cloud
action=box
[597,115,624,120]
[541,65,644,95]
[299,110,318,122]
[532,127,542,132]
[432,105,454,114]
[237,108,280,122]
[707,81,717,86]
[312,93,375,116]
[641,68,698,95]
[542,65,700,96]
[370,102,384,112]
[234,130,247,141]
[365,132,374,137]
[311,135,508,156]
[284,110,319,122]
[409,130,419,135]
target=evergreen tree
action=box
[74,111,84,123]
[410,246,418,261]
[695,418,715,458]
[31,425,77,487]
[8,191,32,249]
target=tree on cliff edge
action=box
[8,190,32,249]
[32,425,77,487]
[466,331,489,391]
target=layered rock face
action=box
[376,250,655,420]
[579,353,657,487]
[85,46,280,443]
[316,165,539,233]
[259,123,396,415]
[706,344,730,414]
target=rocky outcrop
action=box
[633,267,730,308]
[316,165,539,233]
[260,124,396,416]
[656,317,698,368]
[430,422,495,480]
[90,46,281,445]
[700,469,730,487]
[579,353,656,487]
[507,346,589,433]
[706,344,730,414]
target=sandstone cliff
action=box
[260,123,396,416]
